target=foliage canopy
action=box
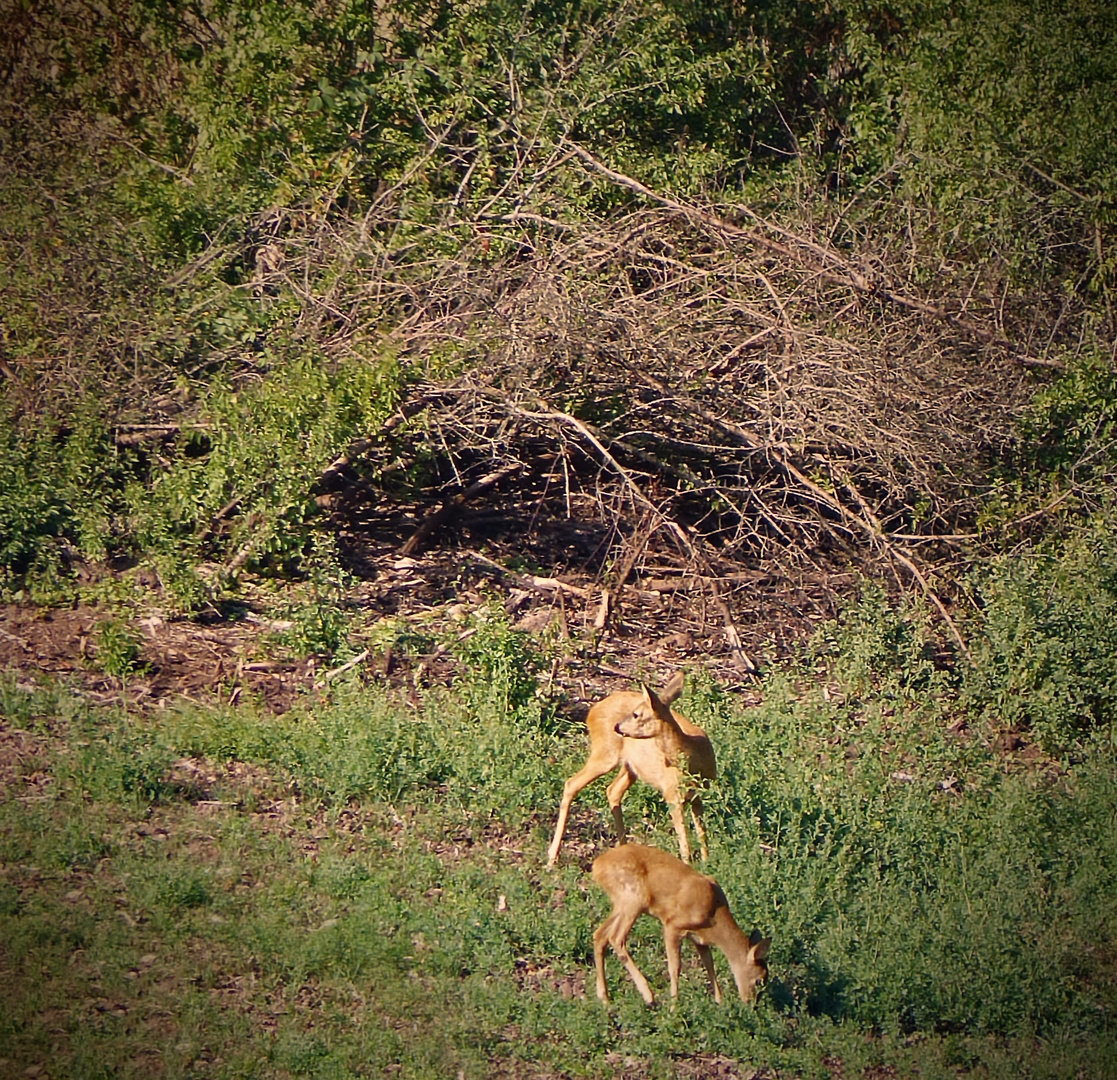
[1,0,1116,741]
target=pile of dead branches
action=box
[270,146,1054,663]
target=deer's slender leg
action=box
[667,791,692,863]
[595,906,654,1004]
[664,925,686,1001]
[605,765,636,846]
[689,794,709,861]
[547,750,619,867]
[694,941,721,1003]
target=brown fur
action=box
[546,673,716,867]
[591,843,770,1005]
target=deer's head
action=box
[614,684,672,739]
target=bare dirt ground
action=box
[0,486,845,715]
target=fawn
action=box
[592,843,770,1005]
[546,672,715,867]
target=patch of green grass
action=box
[0,668,1115,1077]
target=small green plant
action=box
[94,618,147,679]
[280,594,351,660]
[452,604,550,718]
[155,869,213,912]
[274,539,356,659]
[366,615,437,662]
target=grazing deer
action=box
[546,672,715,868]
[592,843,770,1005]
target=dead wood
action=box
[112,423,182,445]
[565,142,1063,370]
[464,549,593,599]
[400,462,524,556]
[207,143,1069,665]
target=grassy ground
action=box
[1,658,1115,1079]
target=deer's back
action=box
[583,690,716,785]
[593,844,721,927]
[675,723,716,781]
[581,692,634,760]
[584,691,646,734]
[652,713,716,783]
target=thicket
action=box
[2,3,1116,722]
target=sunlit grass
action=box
[1,662,1115,1078]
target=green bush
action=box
[451,605,551,719]
[93,618,147,679]
[127,350,400,576]
[0,418,72,578]
[1019,348,1117,489]
[812,583,954,701]
[0,409,129,596]
[0,348,400,604]
[839,0,1117,296]
[965,526,1117,748]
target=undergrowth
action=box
[1,636,1115,1078]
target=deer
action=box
[546,671,716,868]
[591,842,771,1006]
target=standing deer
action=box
[546,672,715,868]
[592,842,770,1005]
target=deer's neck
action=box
[704,907,758,997]
[653,711,689,756]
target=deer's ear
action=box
[641,683,661,709]
[660,670,685,704]
[750,934,772,962]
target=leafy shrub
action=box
[452,605,548,718]
[812,583,953,700]
[279,596,351,660]
[0,409,129,597]
[965,526,1117,748]
[274,542,355,659]
[1019,348,1117,489]
[94,619,147,679]
[0,420,69,581]
[117,349,400,605]
[841,0,1117,297]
